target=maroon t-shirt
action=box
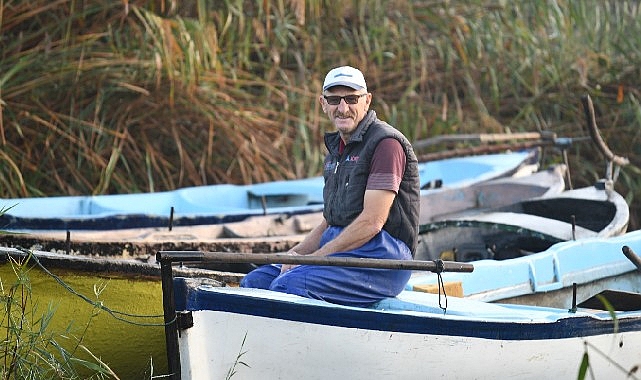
[338,138,405,193]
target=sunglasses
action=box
[323,94,367,105]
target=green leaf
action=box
[577,351,589,380]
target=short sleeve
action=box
[367,138,406,193]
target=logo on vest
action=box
[345,155,359,162]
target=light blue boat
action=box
[0,150,537,230]
[407,226,641,309]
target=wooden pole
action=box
[156,251,474,273]
[159,259,181,380]
[412,132,551,150]
[415,141,550,162]
[581,94,629,168]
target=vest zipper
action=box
[329,150,344,221]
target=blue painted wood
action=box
[0,150,536,230]
[407,229,641,303]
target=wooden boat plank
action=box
[0,247,245,285]
[0,227,304,259]
[222,212,322,238]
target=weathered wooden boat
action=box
[223,162,564,236]
[0,256,171,378]
[0,150,538,231]
[0,220,309,263]
[418,163,566,224]
[0,159,563,259]
[156,250,641,380]
[414,178,629,263]
[408,224,641,311]
[0,165,563,278]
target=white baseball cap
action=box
[322,66,367,92]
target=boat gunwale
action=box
[175,281,641,341]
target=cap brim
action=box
[323,81,366,91]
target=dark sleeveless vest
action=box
[322,110,420,256]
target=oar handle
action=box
[622,246,641,272]
[157,251,474,273]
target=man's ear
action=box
[319,95,328,113]
[365,93,372,106]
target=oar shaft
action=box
[157,251,474,273]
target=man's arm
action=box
[308,189,395,257]
[281,217,327,273]
[280,190,395,274]
[311,137,405,256]
[283,138,404,271]
[289,217,328,255]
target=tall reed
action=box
[1,0,639,226]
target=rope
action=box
[11,247,169,327]
[434,259,448,314]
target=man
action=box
[240,65,420,307]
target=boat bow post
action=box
[581,93,630,184]
[155,251,474,380]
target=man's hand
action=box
[280,250,300,274]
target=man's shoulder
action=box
[374,138,404,153]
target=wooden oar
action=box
[157,251,474,273]
[412,131,551,150]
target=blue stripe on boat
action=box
[175,279,641,341]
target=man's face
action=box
[320,86,371,140]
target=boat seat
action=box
[247,191,310,209]
[412,281,464,297]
